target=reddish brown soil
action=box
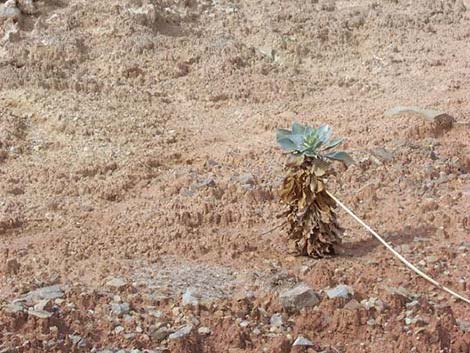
[1,0,470,352]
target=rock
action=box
[17,0,35,15]
[344,299,362,311]
[20,285,64,303]
[110,302,130,316]
[270,313,283,328]
[326,284,353,299]
[0,0,21,22]
[4,302,25,313]
[238,173,255,186]
[114,326,125,334]
[182,288,199,307]
[293,335,314,346]
[5,258,20,275]
[28,308,53,319]
[129,4,157,26]
[151,327,171,342]
[361,297,385,312]
[385,286,415,299]
[239,320,250,328]
[34,299,52,312]
[68,334,82,345]
[279,283,320,311]
[105,277,127,289]
[367,319,376,326]
[463,0,470,10]
[457,320,470,332]
[198,178,216,188]
[370,147,393,163]
[168,324,193,340]
[198,326,211,335]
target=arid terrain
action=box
[1,0,470,352]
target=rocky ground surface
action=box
[1,0,470,352]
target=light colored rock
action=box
[238,173,255,186]
[198,326,211,335]
[279,283,320,311]
[270,313,283,328]
[326,284,353,299]
[4,302,25,313]
[105,277,127,289]
[151,326,171,342]
[110,302,130,316]
[239,320,250,328]
[182,288,199,307]
[293,335,314,346]
[34,299,51,312]
[457,320,470,332]
[0,0,21,22]
[344,299,362,311]
[28,308,53,319]
[168,324,193,340]
[463,0,470,10]
[68,334,82,345]
[17,0,35,15]
[129,4,156,26]
[361,297,385,312]
[20,285,64,303]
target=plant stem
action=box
[327,191,470,305]
[259,221,287,236]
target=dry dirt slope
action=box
[0,0,470,352]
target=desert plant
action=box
[277,122,352,258]
[275,122,470,305]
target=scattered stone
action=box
[182,288,199,307]
[151,327,172,342]
[68,334,82,345]
[325,284,353,299]
[106,277,127,289]
[5,258,20,275]
[293,335,314,346]
[168,324,193,340]
[367,319,376,326]
[28,308,53,319]
[110,303,130,316]
[0,0,21,22]
[114,326,125,334]
[17,0,35,15]
[239,320,250,328]
[198,178,216,188]
[385,286,415,299]
[457,320,470,332]
[34,299,51,312]
[20,285,64,303]
[238,173,255,186]
[406,300,419,309]
[4,302,25,313]
[270,313,283,328]
[148,309,164,318]
[280,283,320,311]
[344,299,362,311]
[198,326,211,335]
[370,147,393,163]
[252,328,261,336]
[361,297,385,312]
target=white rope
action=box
[326,191,470,305]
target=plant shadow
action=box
[339,224,436,258]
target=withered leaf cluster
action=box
[279,159,343,258]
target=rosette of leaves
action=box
[276,122,352,258]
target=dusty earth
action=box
[1,0,470,352]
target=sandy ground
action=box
[0,0,470,352]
